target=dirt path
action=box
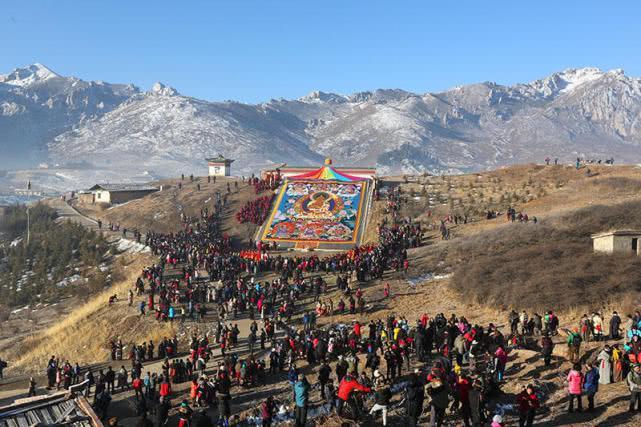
[46,198,131,242]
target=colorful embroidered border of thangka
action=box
[261,179,368,245]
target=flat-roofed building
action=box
[87,184,158,205]
[591,230,641,255]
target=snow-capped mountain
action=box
[49,83,324,178]
[4,63,641,190]
[0,63,138,168]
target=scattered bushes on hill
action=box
[0,204,110,306]
[450,200,641,311]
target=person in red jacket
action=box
[189,379,198,406]
[337,374,371,420]
[353,322,361,339]
[132,376,143,401]
[517,384,540,427]
[159,378,172,400]
[457,374,472,426]
[261,396,275,427]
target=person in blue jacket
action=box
[584,361,600,411]
[293,373,310,427]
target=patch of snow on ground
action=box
[407,272,452,287]
[11,305,30,314]
[116,238,150,253]
[56,274,82,287]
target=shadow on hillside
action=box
[449,199,641,312]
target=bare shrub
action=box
[450,200,641,311]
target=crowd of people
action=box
[6,174,641,427]
[236,195,275,225]
[79,180,434,425]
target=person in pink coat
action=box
[494,346,508,382]
[567,363,584,412]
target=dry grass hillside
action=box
[74,176,265,246]
[450,201,641,311]
[395,163,640,231]
[0,254,176,375]
[400,164,641,312]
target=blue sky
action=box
[2,1,641,103]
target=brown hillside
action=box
[400,165,641,312]
[74,176,265,246]
[0,254,176,375]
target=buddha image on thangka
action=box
[264,180,366,242]
[293,191,344,220]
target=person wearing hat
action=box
[626,363,641,411]
[177,401,193,427]
[372,369,385,388]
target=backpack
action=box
[569,332,582,346]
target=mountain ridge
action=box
[3,63,641,188]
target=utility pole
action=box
[26,206,30,246]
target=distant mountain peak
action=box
[150,82,178,96]
[0,63,60,86]
[348,89,413,103]
[299,90,346,103]
[523,67,616,97]
[554,67,605,93]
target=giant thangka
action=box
[260,160,373,250]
